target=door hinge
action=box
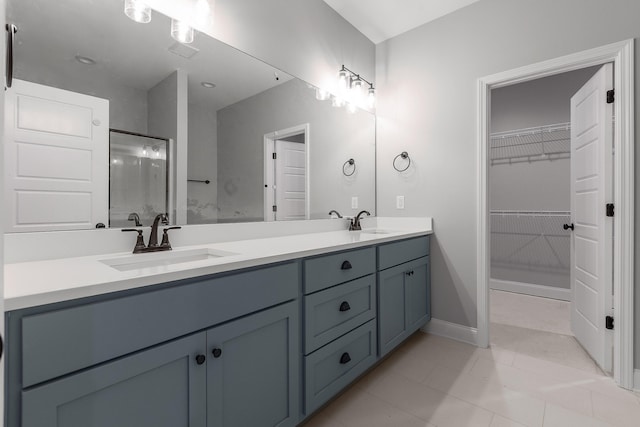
[606,89,614,104]
[272,205,277,212]
[272,153,277,160]
[605,316,614,330]
[606,203,614,217]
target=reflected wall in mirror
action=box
[5,0,376,232]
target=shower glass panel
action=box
[109,130,169,228]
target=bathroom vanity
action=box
[4,222,431,426]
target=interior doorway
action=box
[477,39,635,388]
[488,66,607,372]
[263,124,310,221]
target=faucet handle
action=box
[122,229,146,253]
[160,226,182,248]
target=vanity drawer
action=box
[304,247,375,294]
[378,236,430,270]
[304,319,376,415]
[304,275,376,354]
[21,262,298,388]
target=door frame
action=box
[263,123,310,221]
[476,39,634,388]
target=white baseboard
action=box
[634,369,640,392]
[490,278,571,301]
[422,318,479,346]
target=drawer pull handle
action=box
[339,301,351,312]
[341,260,353,270]
[195,354,206,365]
[340,352,351,364]
[212,348,222,358]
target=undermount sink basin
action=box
[101,248,237,272]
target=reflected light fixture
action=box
[332,95,345,108]
[124,0,152,24]
[171,18,195,44]
[315,87,330,101]
[336,65,375,110]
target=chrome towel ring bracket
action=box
[343,158,356,176]
[393,151,411,172]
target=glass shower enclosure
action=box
[109,130,169,228]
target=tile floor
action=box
[303,290,640,427]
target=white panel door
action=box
[4,80,109,231]
[274,140,306,221]
[569,64,613,372]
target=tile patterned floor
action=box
[303,292,640,427]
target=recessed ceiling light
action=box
[201,82,216,88]
[75,55,96,65]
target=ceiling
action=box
[323,0,482,44]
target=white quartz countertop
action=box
[5,219,432,311]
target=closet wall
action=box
[490,66,598,300]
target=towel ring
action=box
[393,151,410,172]
[343,158,356,176]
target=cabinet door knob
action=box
[212,348,222,358]
[339,301,351,312]
[341,260,353,270]
[195,354,206,365]
[339,352,351,364]
[563,223,574,231]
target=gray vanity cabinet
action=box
[21,332,208,427]
[206,301,298,427]
[377,236,431,357]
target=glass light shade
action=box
[332,95,345,108]
[367,87,376,109]
[337,69,348,92]
[124,0,152,24]
[351,77,363,105]
[171,19,195,44]
[315,87,330,101]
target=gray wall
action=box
[187,104,218,224]
[217,78,375,222]
[375,0,640,367]
[490,68,598,290]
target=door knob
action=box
[212,348,222,358]
[195,354,206,365]
[563,223,574,231]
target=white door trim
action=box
[263,123,311,221]
[476,39,635,388]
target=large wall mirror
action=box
[5,0,375,232]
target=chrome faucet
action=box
[148,213,169,247]
[328,210,343,218]
[349,210,371,231]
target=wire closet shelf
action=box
[490,122,570,165]
[490,210,571,273]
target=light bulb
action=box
[367,86,376,109]
[171,19,195,44]
[124,0,152,24]
[337,69,348,92]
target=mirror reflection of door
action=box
[264,127,308,222]
[109,130,170,228]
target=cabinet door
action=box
[378,263,407,357]
[378,256,430,357]
[406,257,430,333]
[207,301,299,427]
[22,333,207,427]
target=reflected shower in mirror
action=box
[5,0,375,232]
[109,130,169,228]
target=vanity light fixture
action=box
[124,0,152,24]
[336,65,375,110]
[171,18,195,44]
